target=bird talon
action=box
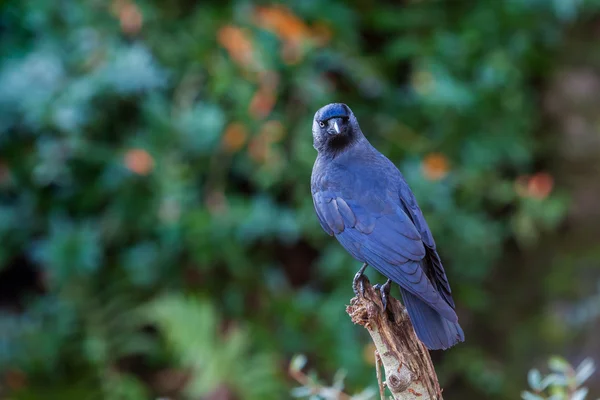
[352,263,368,297]
[379,279,392,311]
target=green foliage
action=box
[145,294,283,399]
[1,0,599,398]
[523,357,598,400]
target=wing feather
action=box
[326,199,345,233]
[335,198,356,227]
[398,180,456,309]
[312,193,333,236]
[312,187,456,320]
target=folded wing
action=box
[398,180,456,308]
[312,187,457,321]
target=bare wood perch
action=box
[346,276,442,400]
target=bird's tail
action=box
[400,288,465,350]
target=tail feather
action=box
[400,288,464,350]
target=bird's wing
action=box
[398,180,455,308]
[312,193,335,236]
[312,186,456,320]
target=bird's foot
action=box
[373,279,392,311]
[352,263,369,297]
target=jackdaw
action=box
[310,103,464,350]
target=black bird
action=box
[310,103,464,350]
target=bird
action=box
[310,103,464,350]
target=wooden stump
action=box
[346,276,442,400]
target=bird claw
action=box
[352,263,368,297]
[353,264,391,310]
[373,279,392,311]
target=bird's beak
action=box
[327,118,344,135]
[333,121,340,134]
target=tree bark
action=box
[346,276,442,400]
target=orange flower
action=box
[110,0,142,35]
[254,6,310,44]
[249,87,276,119]
[222,122,248,153]
[124,148,154,175]
[217,25,255,68]
[254,5,312,64]
[119,2,143,35]
[422,153,449,181]
[528,172,554,199]
[514,172,554,199]
[249,72,279,119]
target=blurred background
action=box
[1,0,600,399]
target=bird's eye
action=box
[319,121,325,128]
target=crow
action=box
[310,103,464,350]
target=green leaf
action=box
[528,369,542,391]
[548,356,571,373]
[290,386,313,398]
[575,358,595,385]
[540,374,560,390]
[290,354,308,373]
[572,387,589,400]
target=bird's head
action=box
[312,103,363,153]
